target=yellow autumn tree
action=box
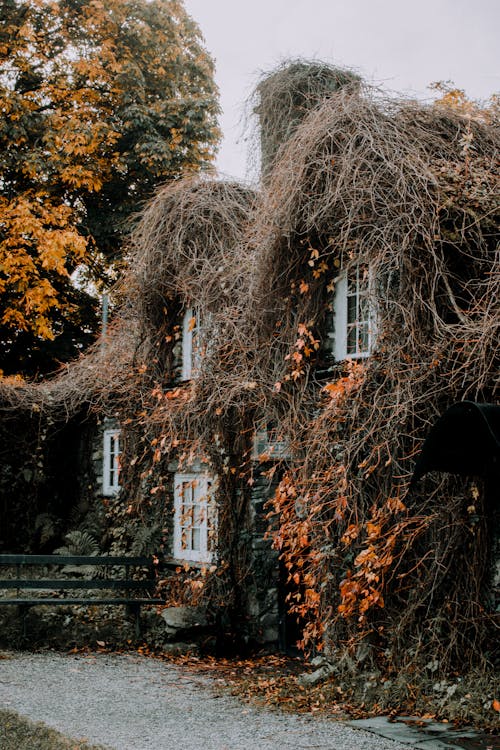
[0,0,219,376]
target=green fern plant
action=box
[130,524,161,556]
[54,530,100,556]
[34,512,60,548]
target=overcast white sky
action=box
[183,0,500,180]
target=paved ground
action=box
[0,651,497,750]
[0,650,405,750]
[349,718,500,750]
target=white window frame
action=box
[173,472,216,563]
[181,306,202,380]
[103,428,121,496]
[333,266,375,361]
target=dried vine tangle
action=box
[1,62,499,677]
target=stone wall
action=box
[248,461,281,645]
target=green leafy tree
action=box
[0,0,219,376]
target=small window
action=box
[103,429,121,496]
[253,421,290,460]
[333,266,374,361]
[181,307,203,380]
[173,473,216,563]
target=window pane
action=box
[192,527,201,551]
[347,293,357,325]
[182,527,192,551]
[180,484,193,546]
[191,310,203,373]
[103,430,121,494]
[347,324,357,354]
[344,266,371,357]
[359,322,369,353]
[109,435,118,485]
[359,295,369,322]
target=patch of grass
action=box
[0,709,110,750]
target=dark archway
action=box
[411,401,500,484]
[411,401,500,614]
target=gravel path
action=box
[0,651,411,750]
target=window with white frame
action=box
[181,306,203,380]
[103,428,121,495]
[333,265,375,361]
[173,473,216,563]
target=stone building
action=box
[1,61,498,667]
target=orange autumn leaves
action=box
[268,361,368,649]
[268,355,417,647]
[0,196,87,340]
[0,0,219,356]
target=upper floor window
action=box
[333,266,374,361]
[103,428,121,496]
[181,306,202,380]
[173,472,216,563]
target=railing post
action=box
[20,603,28,638]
